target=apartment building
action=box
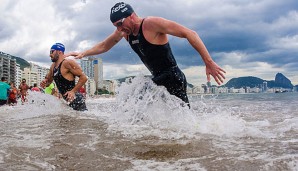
[81,57,105,92]
[21,63,49,87]
[0,51,20,85]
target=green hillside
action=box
[224,75,293,89]
[225,76,264,88]
[11,56,30,70]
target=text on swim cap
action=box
[111,3,127,13]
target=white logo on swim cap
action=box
[111,3,126,14]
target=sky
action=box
[1,0,298,86]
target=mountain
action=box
[274,73,293,89]
[224,73,293,89]
[224,76,264,88]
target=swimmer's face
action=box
[50,50,59,62]
[114,18,126,27]
[113,17,132,35]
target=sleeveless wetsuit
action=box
[53,60,87,111]
[128,19,189,104]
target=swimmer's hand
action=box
[64,91,76,102]
[40,79,48,89]
[205,60,226,85]
[64,52,85,59]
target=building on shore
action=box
[262,81,268,92]
[102,80,117,94]
[22,63,49,87]
[15,63,22,86]
[80,56,116,94]
[0,51,21,85]
[81,56,103,91]
[85,78,96,96]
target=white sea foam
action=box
[0,92,67,121]
[106,76,265,139]
[0,77,297,170]
[0,77,275,141]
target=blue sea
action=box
[0,76,297,171]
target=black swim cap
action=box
[110,2,134,23]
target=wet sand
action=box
[1,114,289,171]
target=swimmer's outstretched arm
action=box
[65,30,123,59]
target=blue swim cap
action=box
[51,43,65,52]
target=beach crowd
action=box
[0,76,87,107]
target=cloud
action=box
[182,66,208,85]
[0,0,76,62]
[0,0,298,85]
[103,63,150,80]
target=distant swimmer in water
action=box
[66,2,226,106]
[41,43,88,111]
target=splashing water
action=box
[1,91,68,122]
[111,76,194,127]
[0,77,297,170]
[107,76,263,139]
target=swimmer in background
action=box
[44,82,56,95]
[40,43,88,111]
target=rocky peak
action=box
[275,73,293,88]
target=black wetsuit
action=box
[53,60,87,111]
[128,19,189,104]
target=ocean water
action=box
[0,76,297,171]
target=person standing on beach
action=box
[0,77,10,106]
[44,82,56,95]
[8,82,19,106]
[78,86,86,99]
[67,2,226,106]
[40,43,88,111]
[19,78,30,104]
[31,83,41,92]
